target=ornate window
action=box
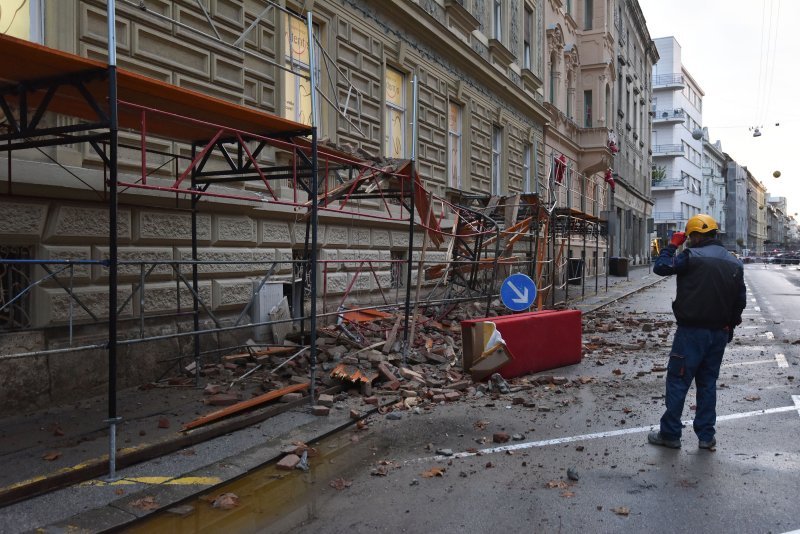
[384,67,406,158]
[448,102,463,189]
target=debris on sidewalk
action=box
[421,466,446,478]
[41,451,61,462]
[130,496,160,511]
[329,478,352,490]
[211,493,240,510]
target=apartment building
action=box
[0,0,567,407]
[701,129,726,237]
[722,156,750,252]
[650,36,704,242]
[766,197,788,251]
[747,174,768,254]
[610,0,657,264]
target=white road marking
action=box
[722,359,774,368]
[410,405,799,463]
[776,354,789,368]
[778,529,800,534]
[760,331,775,340]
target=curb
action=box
[37,396,397,533]
[0,386,341,509]
[582,273,666,314]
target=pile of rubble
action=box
[154,305,676,431]
[152,303,496,430]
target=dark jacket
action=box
[654,238,746,330]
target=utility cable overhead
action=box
[753,0,768,126]
[761,0,781,126]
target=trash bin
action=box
[609,256,628,277]
[568,258,584,285]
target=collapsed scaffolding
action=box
[0,1,610,478]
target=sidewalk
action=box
[0,264,665,533]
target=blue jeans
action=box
[660,325,728,442]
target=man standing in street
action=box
[648,214,746,450]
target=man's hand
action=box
[670,231,687,247]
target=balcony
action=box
[653,108,686,124]
[652,73,685,88]
[652,177,685,190]
[652,144,683,157]
[654,211,685,223]
[577,127,612,175]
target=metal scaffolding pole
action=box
[191,143,201,387]
[307,13,320,405]
[105,0,122,481]
[402,74,418,364]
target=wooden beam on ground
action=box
[182,382,309,431]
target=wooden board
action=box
[181,382,309,431]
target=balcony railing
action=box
[654,211,684,221]
[652,177,685,189]
[652,73,684,87]
[652,144,683,156]
[653,108,686,122]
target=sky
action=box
[638,0,800,215]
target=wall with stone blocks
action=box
[0,197,429,329]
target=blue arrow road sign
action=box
[500,273,537,312]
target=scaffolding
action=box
[0,1,611,479]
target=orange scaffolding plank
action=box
[0,33,309,142]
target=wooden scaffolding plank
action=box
[182,382,309,431]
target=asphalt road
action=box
[118,264,800,534]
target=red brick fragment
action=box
[277,454,301,470]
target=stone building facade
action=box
[542,0,619,275]
[0,0,559,409]
[746,173,767,255]
[701,129,726,237]
[609,0,657,264]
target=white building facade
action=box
[650,37,704,241]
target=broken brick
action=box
[444,380,470,391]
[493,432,511,443]
[311,405,330,416]
[398,367,425,382]
[280,392,304,403]
[383,381,402,391]
[317,394,335,407]
[377,362,399,383]
[205,393,240,406]
[444,391,461,402]
[364,396,379,406]
[276,454,301,470]
[203,384,223,396]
